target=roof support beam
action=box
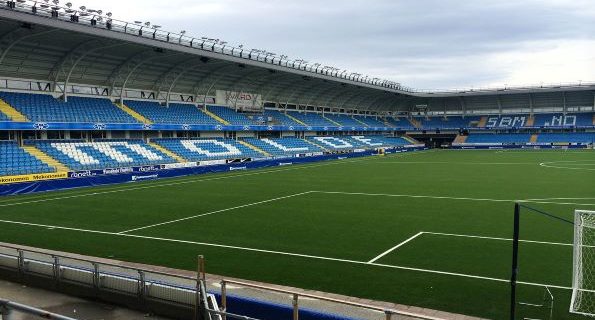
[118,53,182,101]
[0,28,56,65]
[163,62,210,106]
[60,42,124,101]
[106,49,157,97]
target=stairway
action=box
[149,142,186,162]
[408,118,421,128]
[116,103,153,124]
[303,138,329,152]
[477,116,488,127]
[530,134,538,143]
[285,112,306,126]
[202,108,230,125]
[453,135,468,144]
[402,135,421,144]
[0,98,28,122]
[323,115,341,126]
[526,115,535,126]
[351,117,369,127]
[238,140,271,157]
[22,145,69,172]
[592,114,595,125]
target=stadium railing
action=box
[0,243,445,320]
[0,299,78,320]
[217,279,445,320]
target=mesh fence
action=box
[571,210,595,317]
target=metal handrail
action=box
[0,0,406,92]
[220,279,445,320]
[0,299,78,320]
[0,243,196,281]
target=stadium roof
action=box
[0,1,594,113]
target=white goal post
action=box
[570,210,595,317]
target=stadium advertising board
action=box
[216,90,262,111]
[0,172,68,184]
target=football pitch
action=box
[0,149,594,319]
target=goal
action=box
[570,210,595,317]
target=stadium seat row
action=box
[0,91,593,129]
[0,136,413,176]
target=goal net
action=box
[570,210,595,317]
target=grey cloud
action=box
[104,0,595,89]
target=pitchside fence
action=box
[0,244,443,320]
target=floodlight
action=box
[78,5,85,10]
[106,12,111,17]
[134,21,142,24]
[65,2,72,7]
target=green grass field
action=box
[1,149,594,319]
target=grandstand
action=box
[0,1,594,320]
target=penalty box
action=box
[123,190,574,276]
[372,231,573,287]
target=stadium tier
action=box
[285,111,337,126]
[0,91,594,130]
[242,137,325,156]
[32,140,175,171]
[263,110,303,126]
[533,113,593,127]
[0,141,54,176]
[464,133,532,144]
[152,138,264,161]
[324,114,365,127]
[415,116,481,129]
[458,132,595,145]
[307,135,410,150]
[0,136,417,177]
[123,100,221,125]
[536,133,595,144]
[0,92,137,123]
[207,106,255,125]
[353,115,387,127]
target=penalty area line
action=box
[0,218,572,291]
[118,191,314,234]
[310,190,595,206]
[367,232,423,263]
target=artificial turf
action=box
[0,149,594,319]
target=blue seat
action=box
[0,141,54,176]
[32,140,175,171]
[153,138,262,162]
[0,92,138,123]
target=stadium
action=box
[0,1,593,319]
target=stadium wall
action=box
[0,146,426,196]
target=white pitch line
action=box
[425,231,595,249]
[523,197,595,201]
[0,150,431,207]
[0,218,572,290]
[376,161,537,165]
[367,232,423,263]
[310,190,595,206]
[118,191,314,234]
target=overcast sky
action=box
[86,0,594,90]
